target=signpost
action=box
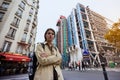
[83,50,89,55]
[83,49,90,61]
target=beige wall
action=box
[0,0,39,55]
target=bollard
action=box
[101,62,109,80]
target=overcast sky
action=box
[35,0,120,43]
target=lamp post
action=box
[101,62,109,80]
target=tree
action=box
[104,19,120,49]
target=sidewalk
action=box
[64,67,120,72]
[88,67,120,72]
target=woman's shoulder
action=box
[36,42,45,46]
[35,42,44,51]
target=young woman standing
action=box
[34,28,64,80]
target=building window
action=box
[83,21,89,28]
[82,13,87,20]
[15,8,23,18]
[11,17,20,27]
[19,1,25,10]
[80,6,85,12]
[28,35,32,44]
[1,2,9,10]
[0,12,4,21]
[27,15,32,22]
[2,41,12,52]
[30,26,35,34]
[6,27,16,39]
[16,45,23,54]
[21,33,27,42]
[32,1,35,7]
[29,8,34,14]
[24,23,29,31]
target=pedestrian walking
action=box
[68,62,73,70]
[77,61,81,71]
[81,60,85,71]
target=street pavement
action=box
[0,74,29,80]
[79,67,120,72]
[63,68,120,80]
[0,67,120,80]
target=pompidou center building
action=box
[56,3,120,68]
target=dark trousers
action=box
[53,68,58,80]
[29,75,34,80]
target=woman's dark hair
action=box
[44,28,55,41]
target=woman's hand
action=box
[40,53,48,57]
[55,59,62,65]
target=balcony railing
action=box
[0,6,7,11]
[5,34,14,40]
[4,0,12,2]
[10,23,19,28]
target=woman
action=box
[34,28,64,80]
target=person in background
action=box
[34,28,64,80]
[77,60,81,71]
[68,62,73,70]
[81,60,85,71]
[28,51,35,80]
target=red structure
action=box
[0,52,30,62]
[0,52,30,76]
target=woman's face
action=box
[45,30,55,42]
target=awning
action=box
[0,53,30,62]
